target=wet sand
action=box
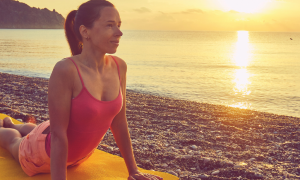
[0,72,300,179]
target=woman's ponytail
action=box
[64,10,82,56]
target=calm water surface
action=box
[0,29,299,117]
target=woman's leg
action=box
[2,117,36,137]
[0,119,24,163]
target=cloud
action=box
[181,9,204,14]
[133,7,151,13]
[228,10,240,14]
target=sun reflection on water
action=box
[233,31,251,67]
[230,31,252,109]
[233,68,251,96]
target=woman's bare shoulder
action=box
[51,58,77,79]
[112,56,127,73]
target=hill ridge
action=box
[0,0,65,29]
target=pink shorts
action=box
[19,120,51,176]
[19,120,96,177]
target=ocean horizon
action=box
[0,29,299,118]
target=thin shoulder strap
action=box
[110,55,121,82]
[68,57,85,87]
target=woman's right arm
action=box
[48,60,74,180]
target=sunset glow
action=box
[218,0,271,13]
[16,0,300,32]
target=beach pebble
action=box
[249,158,256,161]
[167,170,178,177]
[226,161,234,166]
[190,175,199,178]
[188,150,194,155]
[175,169,181,173]
[191,145,197,150]
[254,173,264,178]
[234,162,247,168]
[203,157,211,163]
[161,163,168,168]
[180,149,186,153]
[198,174,209,179]
[183,155,192,159]
[211,170,220,175]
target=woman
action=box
[0,0,163,179]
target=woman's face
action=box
[87,7,123,54]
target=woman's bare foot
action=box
[2,117,14,128]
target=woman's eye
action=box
[107,24,113,27]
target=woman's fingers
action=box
[143,173,163,180]
[128,171,163,180]
[128,176,136,180]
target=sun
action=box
[218,0,271,13]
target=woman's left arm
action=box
[110,57,162,180]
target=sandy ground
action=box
[0,72,300,180]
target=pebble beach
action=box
[0,72,300,180]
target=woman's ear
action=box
[79,25,89,40]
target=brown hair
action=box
[64,0,114,56]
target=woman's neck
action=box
[79,47,108,72]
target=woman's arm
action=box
[110,57,138,174]
[110,57,162,180]
[48,60,74,180]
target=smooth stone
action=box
[180,149,186,153]
[183,155,193,159]
[203,157,211,163]
[167,170,178,177]
[254,173,263,178]
[249,158,256,161]
[198,174,209,179]
[226,161,234,166]
[211,170,220,175]
[190,175,199,178]
[191,145,197,150]
[161,163,168,168]
[175,169,181,173]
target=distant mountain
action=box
[0,0,65,29]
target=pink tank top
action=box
[45,55,123,163]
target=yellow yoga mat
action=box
[0,113,178,180]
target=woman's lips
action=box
[111,41,119,45]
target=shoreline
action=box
[1,72,300,179]
[1,70,299,119]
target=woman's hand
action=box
[128,170,163,180]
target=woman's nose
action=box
[116,28,123,37]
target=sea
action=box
[0,29,299,118]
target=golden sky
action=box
[17,0,300,32]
